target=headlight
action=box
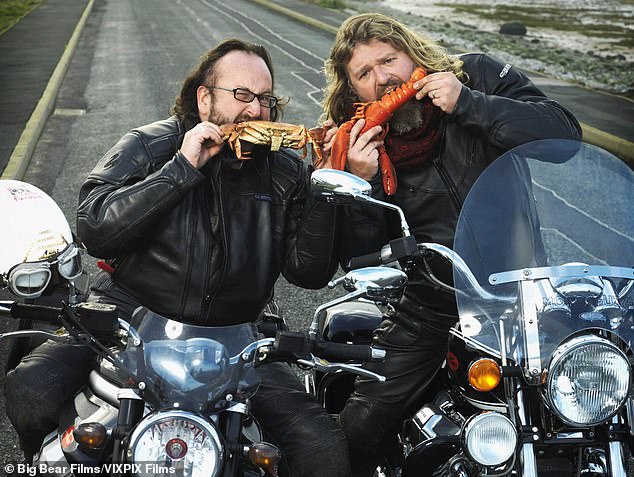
[545,335,631,426]
[127,411,224,477]
[463,412,517,466]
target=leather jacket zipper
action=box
[432,120,463,212]
[432,158,463,212]
[200,162,228,321]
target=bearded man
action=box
[321,13,582,476]
[7,39,349,477]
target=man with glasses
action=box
[6,38,349,476]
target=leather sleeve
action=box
[76,127,204,258]
[451,53,582,149]
[280,160,341,289]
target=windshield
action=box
[119,308,261,411]
[453,139,633,371]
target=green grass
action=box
[0,0,45,36]
[302,0,347,9]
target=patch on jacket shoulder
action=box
[499,63,512,78]
[254,194,272,202]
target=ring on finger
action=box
[429,90,435,99]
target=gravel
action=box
[344,0,634,98]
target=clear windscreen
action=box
[119,307,261,411]
[452,139,633,367]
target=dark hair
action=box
[171,38,284,130]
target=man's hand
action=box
[346,119,383,180]
[181,121,225,169]
[415,72,462,114]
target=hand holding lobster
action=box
[329,66,427,195]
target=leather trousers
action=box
[339,306,451,476]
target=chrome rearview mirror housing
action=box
[310,169,372,205]
[310,169,411,237]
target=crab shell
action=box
[220,121,323,163]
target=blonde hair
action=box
[323,13,465,124]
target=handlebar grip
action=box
[347,251,383,270]
[9,303,62,322]
[320,341,381,362]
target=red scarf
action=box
[384,100,444,171]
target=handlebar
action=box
[318,341,385,362]
[273,330,384,363]
[346,236,418,269]
[0,301,63,322]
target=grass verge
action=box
[0,0,45,36]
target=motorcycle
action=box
[0,180,390,477]
[307,139,634,476]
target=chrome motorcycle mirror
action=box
[310,169,411,237]
[310,169,372,204]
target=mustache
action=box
[377,81,402,97]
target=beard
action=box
[388,99,426,135]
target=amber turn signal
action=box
[468,358,502,392]
[73,422,108,449]
[248,442,282,477]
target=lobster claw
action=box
[378,146,398,196]
[329,121,355,171]
[308,126,326,167]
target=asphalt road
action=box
[2,0,632,467]
[0,0,345,464]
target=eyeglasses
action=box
[206,86,278,109]
[1,243,83,298]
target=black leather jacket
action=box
[340,53,582,315]
[77,116,338,325]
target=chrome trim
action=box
[608,440,627,477]
[490,265,633,285]
[226,402,249,415]
[89,370,121,407]
[521,443,538,477]
[118,318,141,345]
[35,429,70,473]
[545,335,631,426]
[0,329,70,341]
[371,347,386,360]
[625,393,634,436]
[459,393,507,412]
[520,281,542,384]
[117,387,143,400]
[229,337,275,365]
[128,410,224,475]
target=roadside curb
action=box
[250,0,339,35]
[1,0,95,180]
[582,125,634,167]
[251,0,634,168]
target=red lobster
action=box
[330,66,427,195]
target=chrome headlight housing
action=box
[127,410,224,477]
[545,335,631,426]
[463,412,517,467]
